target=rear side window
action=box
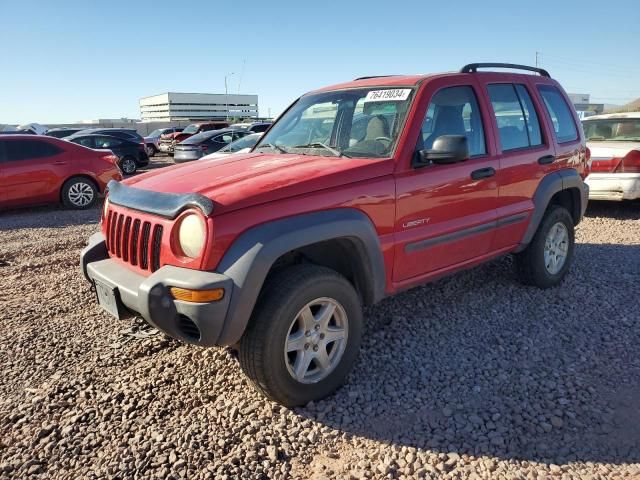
[538,85,578,143]
[3,140,62,161]
[487,84,542,151]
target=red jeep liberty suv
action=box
[81,63,589,406]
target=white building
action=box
[139,92,259,122]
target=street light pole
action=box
[225,72,235,121]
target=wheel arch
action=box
[516,169,588,252]
[215,208,386,345]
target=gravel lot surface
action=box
[0,197,639,479]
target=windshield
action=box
[220,133,261,153]
[255,87,414,158]
[148,129,163,137]
[582,119,640,142]
[182,124,199,134]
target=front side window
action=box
[256,87,415,158]
[538,85,578,143]
[420,86,486,156]
[3,140,62,161]
[582,119,640,142]
[487,83,542,151]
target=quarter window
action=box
[3,140,62,161]
[538,85,578,143]
[420,86,486,157]
[488,84,542,151]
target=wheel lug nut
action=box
[314,325,320,331]
[304,343,309,349]
[319,333,325,339]
[313,345,319,352]
[305,330,311,336]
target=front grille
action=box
[106,210,163,272]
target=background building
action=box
[140,92,259,122]
[568,93,604,115]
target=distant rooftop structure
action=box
[139,92,259,122]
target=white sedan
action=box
[582,112,640,201]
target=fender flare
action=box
[516,169,588,251]
[215,208,386,345]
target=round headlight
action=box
[178,213,206,258]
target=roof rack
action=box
[353,75,399,81]
[460,63,550,78]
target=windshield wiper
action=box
[292,142,349,158]
[256,142,288,154]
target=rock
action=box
[266,446,278,462]
[550,416,563,428]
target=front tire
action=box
[515,205,575,288]
[239,265,363,407]
[61,177,98,209]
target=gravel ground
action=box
[0,200,639,479]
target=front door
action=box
[393,81,500,284]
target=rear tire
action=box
[61,177,98,210]
[120,156,137,175]
[239,265,363,407]
[515,205,575,288]
[146,144,157,157]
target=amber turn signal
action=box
[170,287,224,302]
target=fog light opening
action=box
[177,315,201,341]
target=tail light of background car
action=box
[618,150,640,173]
[201,145,208,152]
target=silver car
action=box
[173,129,247,163]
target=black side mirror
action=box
[415,135,470,167]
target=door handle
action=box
[470,167,496,180]
[538,155,556,165]
[52,161,68,165]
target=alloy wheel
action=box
[284,297,348,384]
[67,181,94,207]
[544,222,569,275]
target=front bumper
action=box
[158,142,174,153]
[585,173,640,201]
[81,232,233,346]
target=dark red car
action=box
[0,135,121,210]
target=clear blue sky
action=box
[1,0,638,124]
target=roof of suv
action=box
[315,63,554,93]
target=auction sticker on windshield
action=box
[365,89,411,102]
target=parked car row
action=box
[157,121,271,155]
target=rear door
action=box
[2,138,68,206]
[479,76,554,250]
[393,77,500,284]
